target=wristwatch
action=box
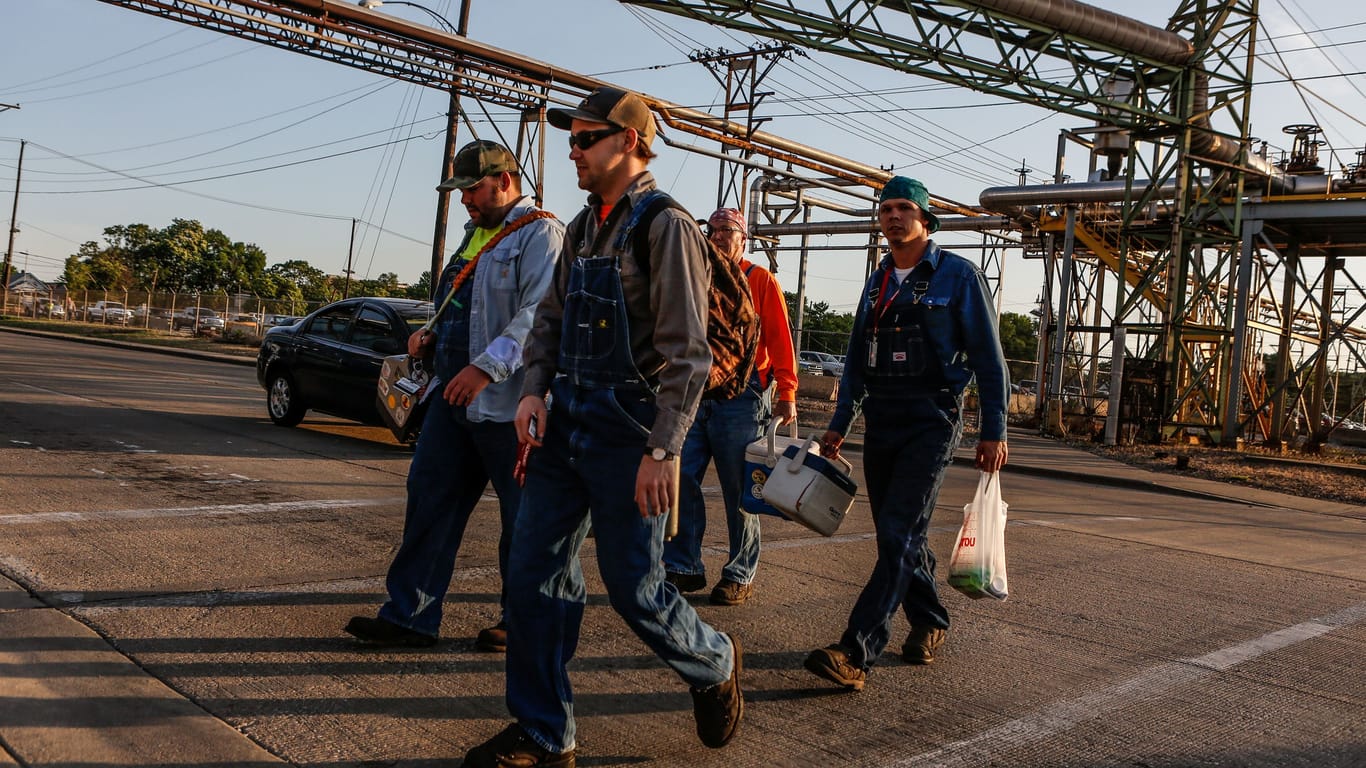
[645,447,675,462]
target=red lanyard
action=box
[872,268,906,331]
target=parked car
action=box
[797,350,823,376]
[256,297,434,428]
[22,297,65,319]
[133,304,171,320]
[87,300,134,324]
[1017,379,1038,394]
[173,307,226,333]
[225,313,263,334]
[800,350,844,377]
[265,314,302,327]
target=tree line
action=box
[60,219,430,305]
[59,218,1038,368]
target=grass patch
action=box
[1,316,258,358]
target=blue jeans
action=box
[377,394,520,637]
[505,378,735,754]
[839,395,963,670]
[663,383,769,584]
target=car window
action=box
[350,305,398,353]
[396,302,435,335]
[305,304,355,342]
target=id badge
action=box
[866,338,878,369]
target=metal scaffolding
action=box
[96,0,1365,448]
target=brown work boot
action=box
[476,621,507,653]
[690,635,744,748]
[901,626,947,665]
[803,644,866,691]
[463,723,575,768]
[708,578,754,606]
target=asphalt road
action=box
[0,331,1363,767]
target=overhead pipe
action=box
[279,0,899,186]
[963,0,1317,196]
[754,217,1015,237]
[964,0,1194,65]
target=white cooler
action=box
[762,437,858,536]
[741,418,809,518]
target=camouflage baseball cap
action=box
[437,140,519,191]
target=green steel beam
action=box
[623,0,1199,127]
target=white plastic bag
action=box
[947,472,1009,600]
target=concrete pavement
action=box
[1,324,1360,765]
[1,422,1345,766]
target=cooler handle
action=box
[784,436,854,475]
[763,417,799,459]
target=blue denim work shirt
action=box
[829,242,1010,441]
[433,197,564,423]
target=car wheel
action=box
[267,372,307,427]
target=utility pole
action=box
[343,218,357,299]
[2,139,24,315]
[691,44,794,218]
[428,1,472,300]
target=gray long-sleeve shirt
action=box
[521,172,711,455]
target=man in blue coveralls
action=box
[804,176,1009,691]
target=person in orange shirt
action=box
[663,207,799,606]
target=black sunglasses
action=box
[567,125,624,151]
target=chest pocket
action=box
[918,292,955,354]
[867,323,927,378]
[487,246,520,292]
[563,256,621,362]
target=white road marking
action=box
[888,600,1366,767]
[0,497,404,526]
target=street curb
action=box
[834,437,1282,508]
[0,325,257,367]
[946,453,1279,506]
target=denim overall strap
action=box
[557,253,652,390]
[863,263,948,400]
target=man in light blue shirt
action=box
[344,140,564,651]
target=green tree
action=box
[354,271,402,298]
[998,312,1038,362]
[266,260,332,302]
[785,292,854,354]
[149,218,209,292]
[406,270,433,300]
[61,240,130,289]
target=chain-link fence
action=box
[3,287,332,335]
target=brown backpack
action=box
[622,191,761,400]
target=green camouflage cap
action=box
[438,140,519,191]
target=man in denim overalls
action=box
[804,176,1009,692]
[463,87,742,768]
[343,141,563,651]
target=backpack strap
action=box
[616,190,682,280]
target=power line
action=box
[5,139,429,246]
[14,47,253,106]
[32,79,398,167]
[0,27,191,93]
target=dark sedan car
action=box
[256,297,434,428]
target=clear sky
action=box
[3,0,1364,319]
